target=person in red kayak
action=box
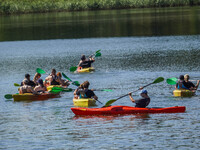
[74,81,98,100]
[128,89,150,108]
[78,54,95,69]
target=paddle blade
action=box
[72,81,80,86]
[62,73,72,82]
[49,90,61,94]
[14,83,20,87]
[36,68,46,74]
[70,66,77,72]
[103,99,117,107]
[4,94,13,99]
[153,77,164,84]
[95,52,101,57]
[95,49,101,53]
[167,77,178,85]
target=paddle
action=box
[103,77,164,107]
[14,83,20,87]
[166,77,178,85]
[93,89,113,92]
[4,94,13,99]
[69,50,101,72]
[62,72,80,86]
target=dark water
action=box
[1,7,200,150]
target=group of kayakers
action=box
[19,69,70,94]
[175,74,199,91]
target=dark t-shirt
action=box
[135,98,150,108]
[184,81,195,89]
[79,60,94,68]
[76,89,95,98]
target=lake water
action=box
[0,7,200,150]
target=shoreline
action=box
[0,0,200,15]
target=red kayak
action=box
[71,105,186,116]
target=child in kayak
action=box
[34,79,47,93]
[128,89,150,108]
[19,80,37,94]
[44,69,60,86]
[175,75,188,90]
[184,74,199,90]
[57,72,70,87]
[78,54,95,69]
[21,74,36,87]
[74,81,98,100]
[33,73,41,85]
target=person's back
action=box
[34,79,47,93]
[21,74,36,87]
[19,80,36,94]
[78,55,95,68]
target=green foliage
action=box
[0,0,199,14]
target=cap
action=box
[25,74,30,78]
[139,89,148,94]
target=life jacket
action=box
[177,81,188,89]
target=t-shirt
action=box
[184,81,195,89]
[135,98,150,108]
[79,60,94,68]
[76,89,95,98]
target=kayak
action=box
[13,93,59,101]
[76,67,95,73]
[47,85,72,92]
[173,89,195,97]
[71,105,186,116]
[73,98,97,107]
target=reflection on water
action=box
[0,7,200,41]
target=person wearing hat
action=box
[34,79,47,93]
[175,75,188,90]
[77,54,95,69]
[128,89,150,108]
[19,79,37,94]
[21,73,36,87]
[184,74,199,90]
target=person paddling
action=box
[34,79,47,93]
[78,54,95,69]
[19,80,37,94]
[45,69,60,86]
[57,72,70,87]
[75,81,98,100]
[21,74,36,87]
[184,74,199,90]
[128,89,150,108]
[175,75,188,90]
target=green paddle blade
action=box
[70,66,77,72]
[49,90,61,94]
[62,73,72,82]
[36,68,46,74]
[62,88,73,92]
[72,81,80,86]
[153,77,164,84]
[4,94,13,99]
[95,52,101,57]
[95,49,101,53]
[166,77,178,85]
[103,99,116,107]
[14,83,20,87]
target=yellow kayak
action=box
[73,98,97,107]
[173,89,195,97]
[76,67,95,73]
[13,93,59,101]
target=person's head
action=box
[139,89,148,97]
[51,69,56,75]
[83,81,90,89]
[179,75,184,81]
[81,55,86,61]
[184,74,190,81]
[34,73,41,79]
[57,72,62,78]
[25,74,30,80]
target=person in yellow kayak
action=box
[19,80,37,94]
[21,74,36,87]
[128,89,150,108]
[44,69,60,86]
[78,54,95,69]
[175,75,188,90]
[33,73,41,85]
[57,72,70,87]
[74,81,98,100]
[184,74,199,90]
[34,79,47,93]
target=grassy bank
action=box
[0,0,200,15]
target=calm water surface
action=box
[0,7,200,150]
